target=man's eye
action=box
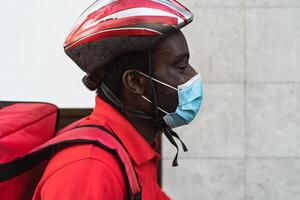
[178,65,187,72]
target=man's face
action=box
[150,30,197,113]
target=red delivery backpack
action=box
[0,101,141,200]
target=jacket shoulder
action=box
[45,143,124,177]
[33,144,126,200]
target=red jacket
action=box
[33,96,171,200]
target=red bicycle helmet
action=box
[64,0,194,165]
[64,0,193,75]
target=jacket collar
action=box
[91,96,160,166]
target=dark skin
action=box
[120,30,197,144]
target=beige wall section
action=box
[162,0,300,199]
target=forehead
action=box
[153,30,189,63]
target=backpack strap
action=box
[0,125,142,200]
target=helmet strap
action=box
[145,50,158,118]
[144,49,188,167]
[100,82,153,120]
[99,49,188,167]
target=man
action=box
[33,0,203,199]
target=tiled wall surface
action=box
[162,1,300,199]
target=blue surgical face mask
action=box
[136,71,204,128]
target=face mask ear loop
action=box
[146,50,159,118]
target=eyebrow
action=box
[172,52,189,63]
[157,50,190,64]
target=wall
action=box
[0,0,95,108]
[162,0,300,199]
[1,1,299,199]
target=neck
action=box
[122,110,162,144]
[98,92,162,145]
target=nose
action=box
[187,65,198,80]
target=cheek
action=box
[152,64,180,112]
[154,83,178,113]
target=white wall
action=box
[2,1,300,199]
[0,0,96,108]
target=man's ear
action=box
[122,70,146,95]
